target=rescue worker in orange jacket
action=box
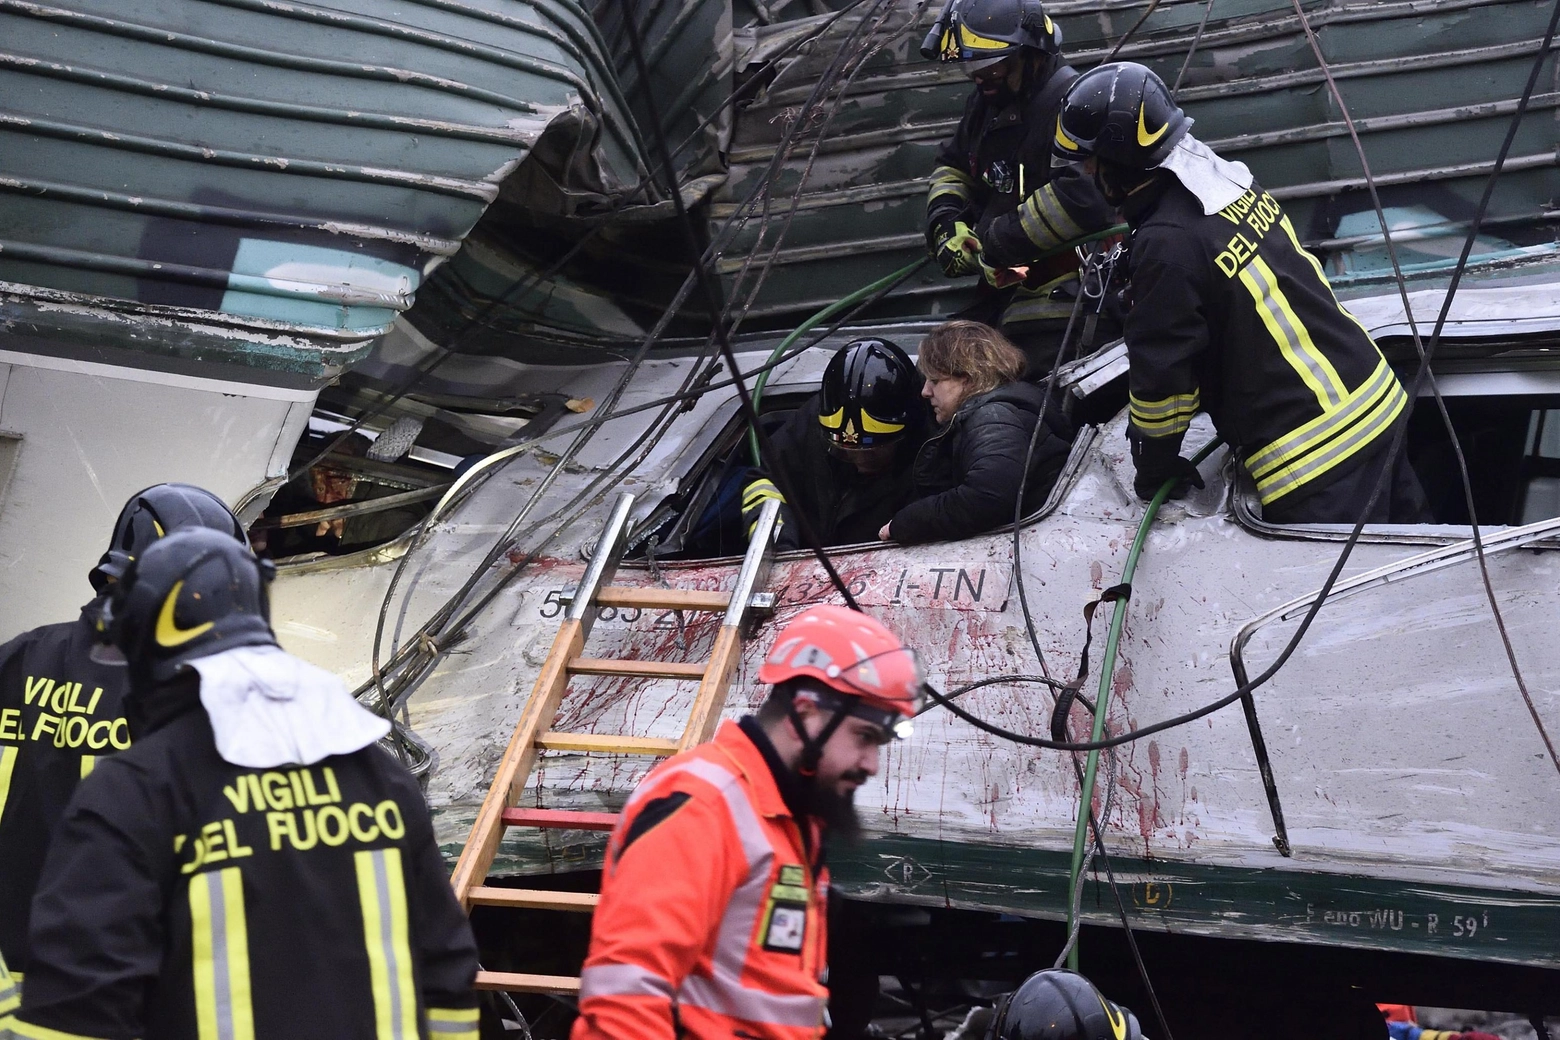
[571,604,924,1040]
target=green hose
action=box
[1065,436,1223,970]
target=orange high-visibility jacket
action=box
[571,720,829,1040]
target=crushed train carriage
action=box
[2,0,1560,1021]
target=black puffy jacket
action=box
[886,382,1072,545]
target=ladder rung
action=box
[503,808,620,831]
[568,658,706,680]
[595,587,731,611]
[537,732,680,756]
[468,886,599,911]
[474,970,582,995]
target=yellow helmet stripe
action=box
[1137,103,1169,147]
[957,22,1010,50]
[1054,120,1081,152]
[861,413,905,434]
[818,408,845,429]
[155,580,215,648]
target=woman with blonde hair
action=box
[879,320,1072,544]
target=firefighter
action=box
[921,0,1117,372]
[571,604,923,1040]
[743,339,931,550]
[987,968,1145,1040]
[8,528,478,1040]
[0,951,15,1028]
[0,483,248,978]
[1052,62,1431,524]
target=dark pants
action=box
[1260,426,1433,525]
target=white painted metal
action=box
[264,330,1560,964]
[0,345,316,638]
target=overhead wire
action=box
[355,0,922,727]
[612,0,876,611]
[291,0,876,485]
[1285,0,1560,777]
[921,0,1560,759]
[1170,0,1216,95]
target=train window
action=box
[1237,373,1560,533]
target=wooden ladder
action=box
[449,492,782,995]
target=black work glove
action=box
[1129,427,1205,502]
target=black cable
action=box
[356,13,926,721]
[921,0,1560,755]
[1171,0,1217,96]
[1102,0,1165,63]
[616,0,866,611]
[292,0,873,484]
[1012,245,1110,686]
[1288,0,1560,777]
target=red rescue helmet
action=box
[757,604,924,733]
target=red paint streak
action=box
[1112,665,1133,699]
[1089,560,1104,589]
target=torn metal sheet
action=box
[267,323,1560,968]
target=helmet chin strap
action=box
[788,700,850,777]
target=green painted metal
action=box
[429,808,1560,972]
[1066,437,1225,970]
[830,833,1560,971]
[0,0,648,379]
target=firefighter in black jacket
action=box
[742,339,931,549]
[1052,63,1431,523]
[9,528,478,1040]
[921,0,1116,370]
[0,484,247,978]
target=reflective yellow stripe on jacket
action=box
[7,1019,116,1040]
[1129,390,1200,439]
[1239,256,1347,411]
[928,165,977,209]
[0,747,17,830]
[1018,183,1085,252]
[0,950,19,1020]
[425,1006,478,1040]
[355,848,418,1040]
[190,867,255,1040]
[1246,356,1407,505]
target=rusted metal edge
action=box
[0,239,415,310]
[0,0,552,118]
[761,0,1546,107]
[0,110,500,202]
[0,279,387,353]
[195,0,641,160]
[727,91,1560,167]
[0,51,538,147]
[0,176,465,256]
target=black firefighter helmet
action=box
[921,0,1059,67]
[1052,61,1190,170]
[818,339,920,451]
[89,483,248,594]
[101,527,278,688]
[989,969,1144,1040]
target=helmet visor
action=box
[831,646,926,737]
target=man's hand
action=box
[1129,429,1205,502]
[742,478,786,539]
[932,219,983,277]
[979,259,1027,289]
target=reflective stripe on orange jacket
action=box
[571,720,829,1040]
